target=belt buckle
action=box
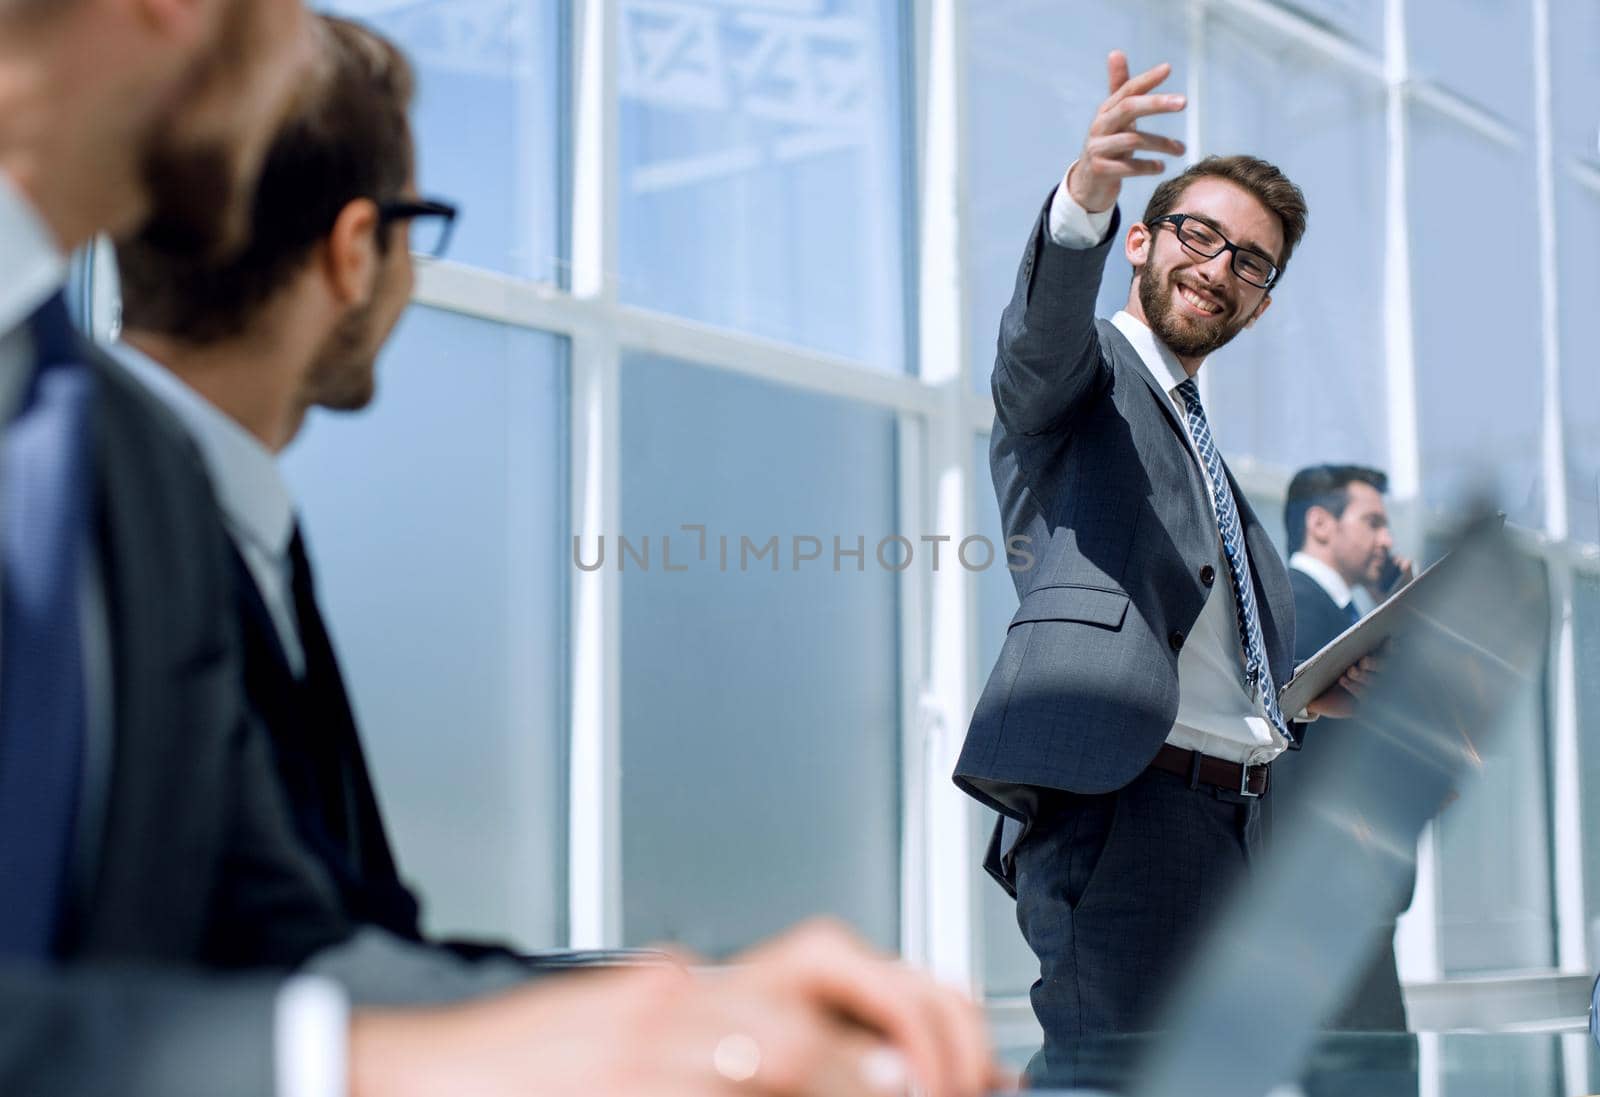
[1238,761,1262,798]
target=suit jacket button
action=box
[1169,629,1186,651]
[1200,565,1216,587]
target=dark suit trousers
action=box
[1010,767,1261,1085]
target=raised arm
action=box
[992,52,1187,436]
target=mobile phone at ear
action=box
[1377,557,1403,592]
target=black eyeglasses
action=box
[377,197,458,259]
[1149,213,1279,289]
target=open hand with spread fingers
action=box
[1066,49,1189,214]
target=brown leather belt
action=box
[1150,743,1270,797]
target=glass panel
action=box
[964,0,1190,395]
[1407,0,1534,128]
[1550,1,1600,166]
[1558,179,1600,546]
[970,434,1040,998]
[1202,10,1389,474]
[1430,544,1553,974]
[617,355,901,954]
[1407,106,1544,528]
[1573,571,1600,955]
[1272,0,1384,53]
[282,306,569,948]
[319,0,564,281]
[618,0,908,369]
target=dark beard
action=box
[1137,265,1249,360]
[306,301,380,413]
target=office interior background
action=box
[73,0,1600,1042]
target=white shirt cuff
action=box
[275,975,349,1097]
[1048,162,1116,249]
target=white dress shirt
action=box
[1289,551,1355,611]
[110,342,306,676]
[1047,174,1287,766]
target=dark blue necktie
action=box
[1173,378,1290,741]
[1345,600,1362,629]
[0,292,94,960]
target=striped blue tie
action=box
[1173,377,1290,741]
[0,293,93,960]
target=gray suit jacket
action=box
[954,191,1295,809]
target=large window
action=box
[79,0,1596,1027]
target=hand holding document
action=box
[1279,516,1505,720]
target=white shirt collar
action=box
[1289,551,1354,609]
[0,170,67,338]
[1111,309,1206,398]
[109,341,296,563]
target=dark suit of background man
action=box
[1275,464,1414,1033]
[0,4,1007,1096]
[953,51,1377,1079]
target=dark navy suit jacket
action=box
[955,191,1296,812]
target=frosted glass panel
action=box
[1202,10,1389,474]
[1431,546,1552,974]
[1407,106,1543,527]
[618,355,901,954]
[1407,0,1534,128]
[618,0,908,369]
[283,306,568,948]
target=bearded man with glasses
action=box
[955,49,1382,1082]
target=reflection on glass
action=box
[320,0,563,281]
[1407,105,1543,528]
[1430,543,1553,974]
[283,307,569,948]
[1202,10,1389,475]
[619,0,907,368]
[964,0,1189,396]
[618,355,901,954]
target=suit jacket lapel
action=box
[1098,320,1295,679]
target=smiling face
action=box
[1126,176,1284,364]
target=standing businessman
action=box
[953,51,1377,1074]
[1275,463,1414,1032]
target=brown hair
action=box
[117,14,415,343]
[1141,155,1308,279]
